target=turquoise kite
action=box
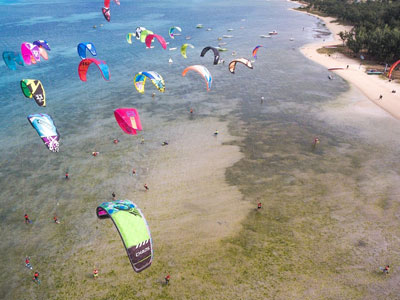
[169,26,182,39]
[133,71,165,94]
[96,200,153,273]
[2,51,24,70]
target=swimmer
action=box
[92,151,99,157]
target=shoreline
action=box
[291,3,400,120]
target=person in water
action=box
[162,141,168,146]
[53,216,60,224]
[93,269,99,279]
[144,184,149,191]
[313,137,320,146]
[141,138,145,144]
[165,274,170,285]
[214,130,219,136]
[92,151,99,157]
[261,96,264,104]
[65,172,69,179]
[190,108,194,114]
[379,94,383,100]
[257,202,262,209]
[132,168,136,175]
[24,214,31,224]
[113,139,119,144]
[112,192,116,200]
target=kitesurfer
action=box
[33,272,40,283]
[25,257,32,269]
[141,138,145,144]
[112,192,116,200]
[152,92,156,98]
[144,184,149,191]
[392,90,396,94]
[381,265,390,275]
[257,202,262,209]
[162,141,168,146]
[214,130,219,136]
[165,274,170,285]
[379,95,383,100]
[328,75,333,80]
[53,216,60,224]
[24,214,31,224]
[346,65,349,69]
[190,108,194,114]
[93,269,98,279]
[65,172,69,179]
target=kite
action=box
[182,65,212,91]
[133,71,165,94]
[33,40,51,51]
[102,0,120,22]
[126,33,134,44]
[78,58,110,81]
[145,34,167,49]
[169,26,182,39]
[2,51,24,70]
[200,46,220,65]
[96,200,153,272]
[180,44,194,58]
[21,42,40,65]
[228,58,253,74]
[252,45,265,59]
[20,79,46,107]
[28,113,60,152]
[77,42,97,59]
[114,108,142,135]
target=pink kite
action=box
[114,108,142,135]
[78,58,110,81]
[21,42,40,65]
[145,34,167,50]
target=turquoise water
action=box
[0,0,350,297]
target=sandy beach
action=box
[292,4,400,120]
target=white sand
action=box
[292,4,400,120]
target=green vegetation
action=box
[299,0,400,62]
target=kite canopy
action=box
[139,29,153,43]
[20,79,46,107]
[114,108,142,135]
[77,42,97,59]
[228,58,253,74]
[126,33,134,44]
[102,0,120,22]
[33,40,51,51]
[145,34,167,49]
[388,60,400,79]
[134,71,165,94]
[96,200,153,273]
[28,113,60,152]
[78,58,110,81]
[182,65,212,91]
[180,44,194,58]
[200,46,220,65]
[252,45,265,59]
[2,51,24,70]
[21,42,40,65]
[169,26,182,39]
